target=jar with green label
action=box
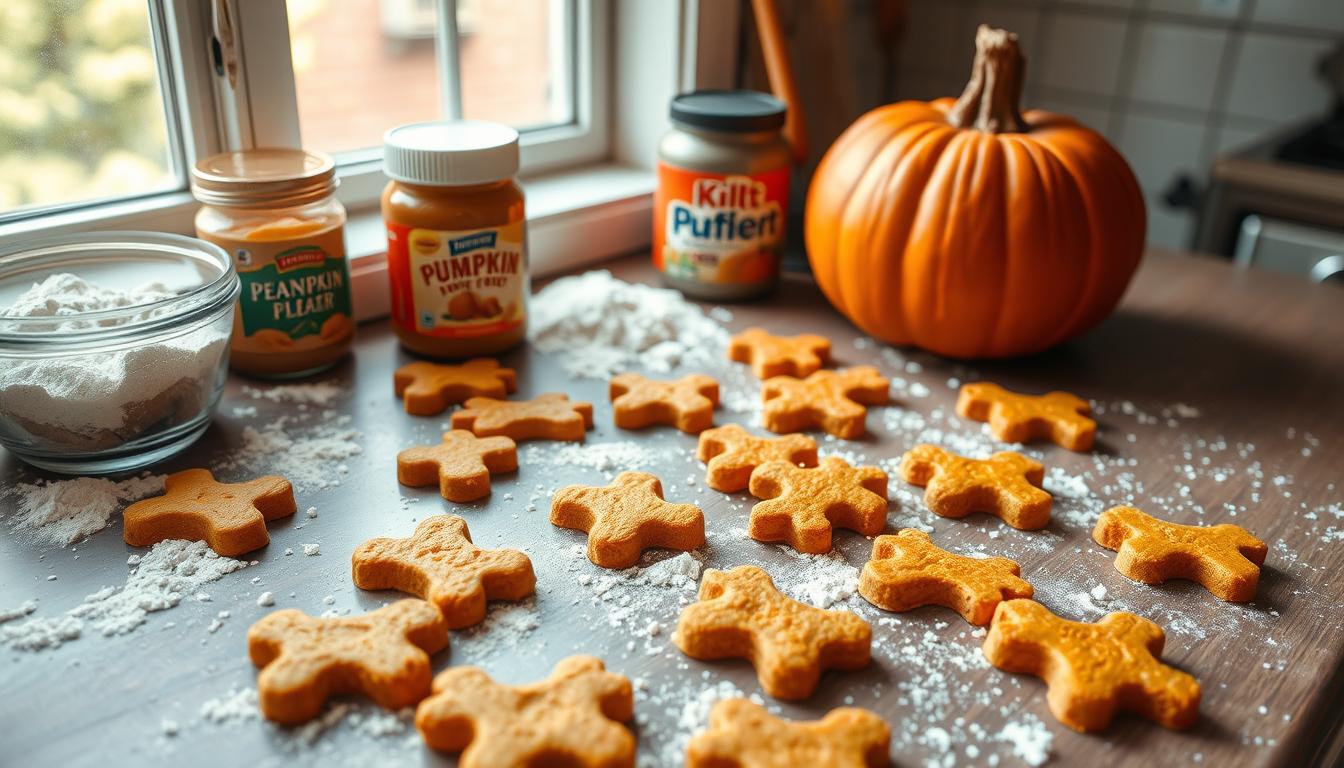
[192,149,354,378]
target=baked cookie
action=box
[956,382,1096,451]
[451,393,594,442]
[397,430,518,502]
[550,472,706,569]
[122,468,295,557]
[728,327,832,379]
[352,515,536,628]
[673,565,871,700]
[394,359,517,416]
[761,367,889,439]
[686,698,890,768]
[1093,506,1267,602]
[697,423,818,493]
[858,529,1033,625]
[247,599,449,723]
[983,599,1200,732]
[748,457,888,554]
[609,372,719,434]
[898,444,1051,530]
[416,655,635,768]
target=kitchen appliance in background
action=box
[1196,39,1344,287]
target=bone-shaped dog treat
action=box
[550,471,705,569]
[761,367,889,439]
[396,430,518,502]
[697,423,818,492]
[415,655,635,768]
[609,372,719,433]
[394,358,517,416]
[122,468,295,556]
[1093,505,1267,602]
[899,444,1051,530]
[859,529,1033,625]
[982,599,1201,732]
[673,565,871,700]
[352,515,535,628]
[451,392,594,442]
[728,327,832,379]
[748,456,888,554]
[956,381,1096,451]
[247,599,449,724]
[686,698,891,768]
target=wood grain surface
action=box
[1,250,1341,767]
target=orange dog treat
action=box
[696,423,818,492]
[728,327,832,379]
[673,565,871,700]
[858,529,1033,625]
[397,430,518,502]
[957,381,1096,451]
[247,599,449,724]
[416,655,635,767]
[983,599,1200,732]
[352,515,536,629]
[761,367,889,439]
[686,698,890,768]
[748,457,888,554]
[451,393,594,442]
[609,372,719,433]
[551,471,705,569]
[394,358,518,416]
[1093,506,1268,602]
[899,444,1051,530]
[122,468,295,557]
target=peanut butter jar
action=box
[382,121,528,359]
[192,149,354,378]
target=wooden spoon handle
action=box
[751,0,808,165]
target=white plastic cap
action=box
[382,120,520,186]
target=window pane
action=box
[459,0,573,129]
[288,0,443,156]
[0,0,177,216]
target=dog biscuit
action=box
[247,599,449,724]
[686,698,890,768]
[673,565,871,700]
[697,423,818,492]
[748,456,888,554]
[610,372,719,433]
[397,430,518,502]
[394,358,517,416]
[352,515,535,628]
[957,382,1095,451]
[551,471,705,569]
[729,327,832,379]
[122,468,295,557]
[416,655,635,768]
[1093,505,1267,602]
[451,393,594,442]
[899,444,1051,530]
[761,367,889,439]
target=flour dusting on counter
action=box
[528,270,729,378]
[5,473,165,546]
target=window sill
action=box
[345,162,654,322]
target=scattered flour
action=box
[4,473,165,546]
[215,414,361,491]
[0,599,38,623]
[0,273,229,448]
[241,382,344,406]
[998,719,1054,766]
[524,440,671,474]
[774,547,860,609]
[0,540,247,651]
[528,270,729,379]
[198,686,414,748]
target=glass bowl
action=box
[0,232,239,474]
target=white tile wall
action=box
[1117,112,1208,189]
[1129,22,1228,111]
[899,0,967,76]
[1037,12,1130,95]
[1153,0,1243,22]
[1249,0,1344,33]
[1224,33,1336,126]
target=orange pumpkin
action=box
[805,25,1145,358]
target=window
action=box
[0,0,182,219]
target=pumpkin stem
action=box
[948,25,1026,133]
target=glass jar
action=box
[382,121,528,359]
[192,149,354,378]
[655,90,792,300]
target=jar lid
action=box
[191,148,337,208]
[383,121,520,186]
[669,90,786,132]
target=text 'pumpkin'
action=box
[805,25,1145,359]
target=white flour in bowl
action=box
[0,273,230,450]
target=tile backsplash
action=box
[896,0,1343,250]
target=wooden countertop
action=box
[1,249,1342,767]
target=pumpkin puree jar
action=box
[382,121,528,359]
